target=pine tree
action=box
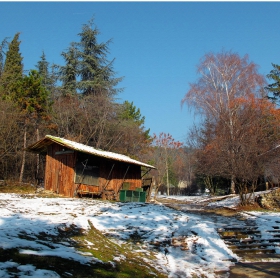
[76,18,123,96]
[36,51,54,92]
[120,100,150,138]
[120,101,145,126]
[59,43,78,95]
[0,33,23,98]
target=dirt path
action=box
[157,198,280,278]
[229,262,280,278]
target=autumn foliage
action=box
[183,51,280,204]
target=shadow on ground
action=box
[229,262,280,278]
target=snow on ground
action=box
[241,211,280,255]
[0,192,279,277]
[157,193,240,206]
[158,189,277,209]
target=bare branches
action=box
[152,133,183,196]
[183,51,278,203]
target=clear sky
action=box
[1,1,280,143]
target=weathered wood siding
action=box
[75,158,142,197]
[45,143,142,199]
[45,143,76,197]
[100,160,142,191]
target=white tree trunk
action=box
[19,127,26,184]
[230,176,236,194]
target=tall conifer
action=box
[76,19,122,97]
[0,33,23,98]
[59,18,122,97]
[59,43,78,95]
[36,51,53,92]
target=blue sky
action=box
[1,2,280,143]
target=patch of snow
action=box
[0,261,60,278]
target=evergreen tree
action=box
[15,70,50,118]
[0,37,8,78]
[113,100,151,157]
[120,100,150,138]
[76,18,123,96]
[0,33,23,98]
[15,70,51,183]
[59,43,78,95]
[36,51,53,92]
[266,63,280,105]
[120,101,145,126]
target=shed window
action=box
[75,154,99,186]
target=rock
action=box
[256,188,280,210]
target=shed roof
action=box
[27,135,156,169]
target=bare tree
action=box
[182,51,266,194]
[191,94,280,205]
[0,99,22,180]
[152,133,183,196]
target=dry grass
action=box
[0,182,36,194]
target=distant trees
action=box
[183,51,280,205]
[151,133,183,196]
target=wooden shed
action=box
[27,135,156,201]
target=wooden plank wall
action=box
[45,143,76,197]
[75,159,142,198]
[102,161,142,191]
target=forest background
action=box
[1,15,280,205]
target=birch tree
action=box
[182,51,266,193]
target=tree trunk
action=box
[19,127,26,184]
[230,175,236,194]
[166,157,170,196]
[153,185,159,200]
[36,128,40,183]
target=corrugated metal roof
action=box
[27,135,156,169]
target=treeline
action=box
[0,19,154,183]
